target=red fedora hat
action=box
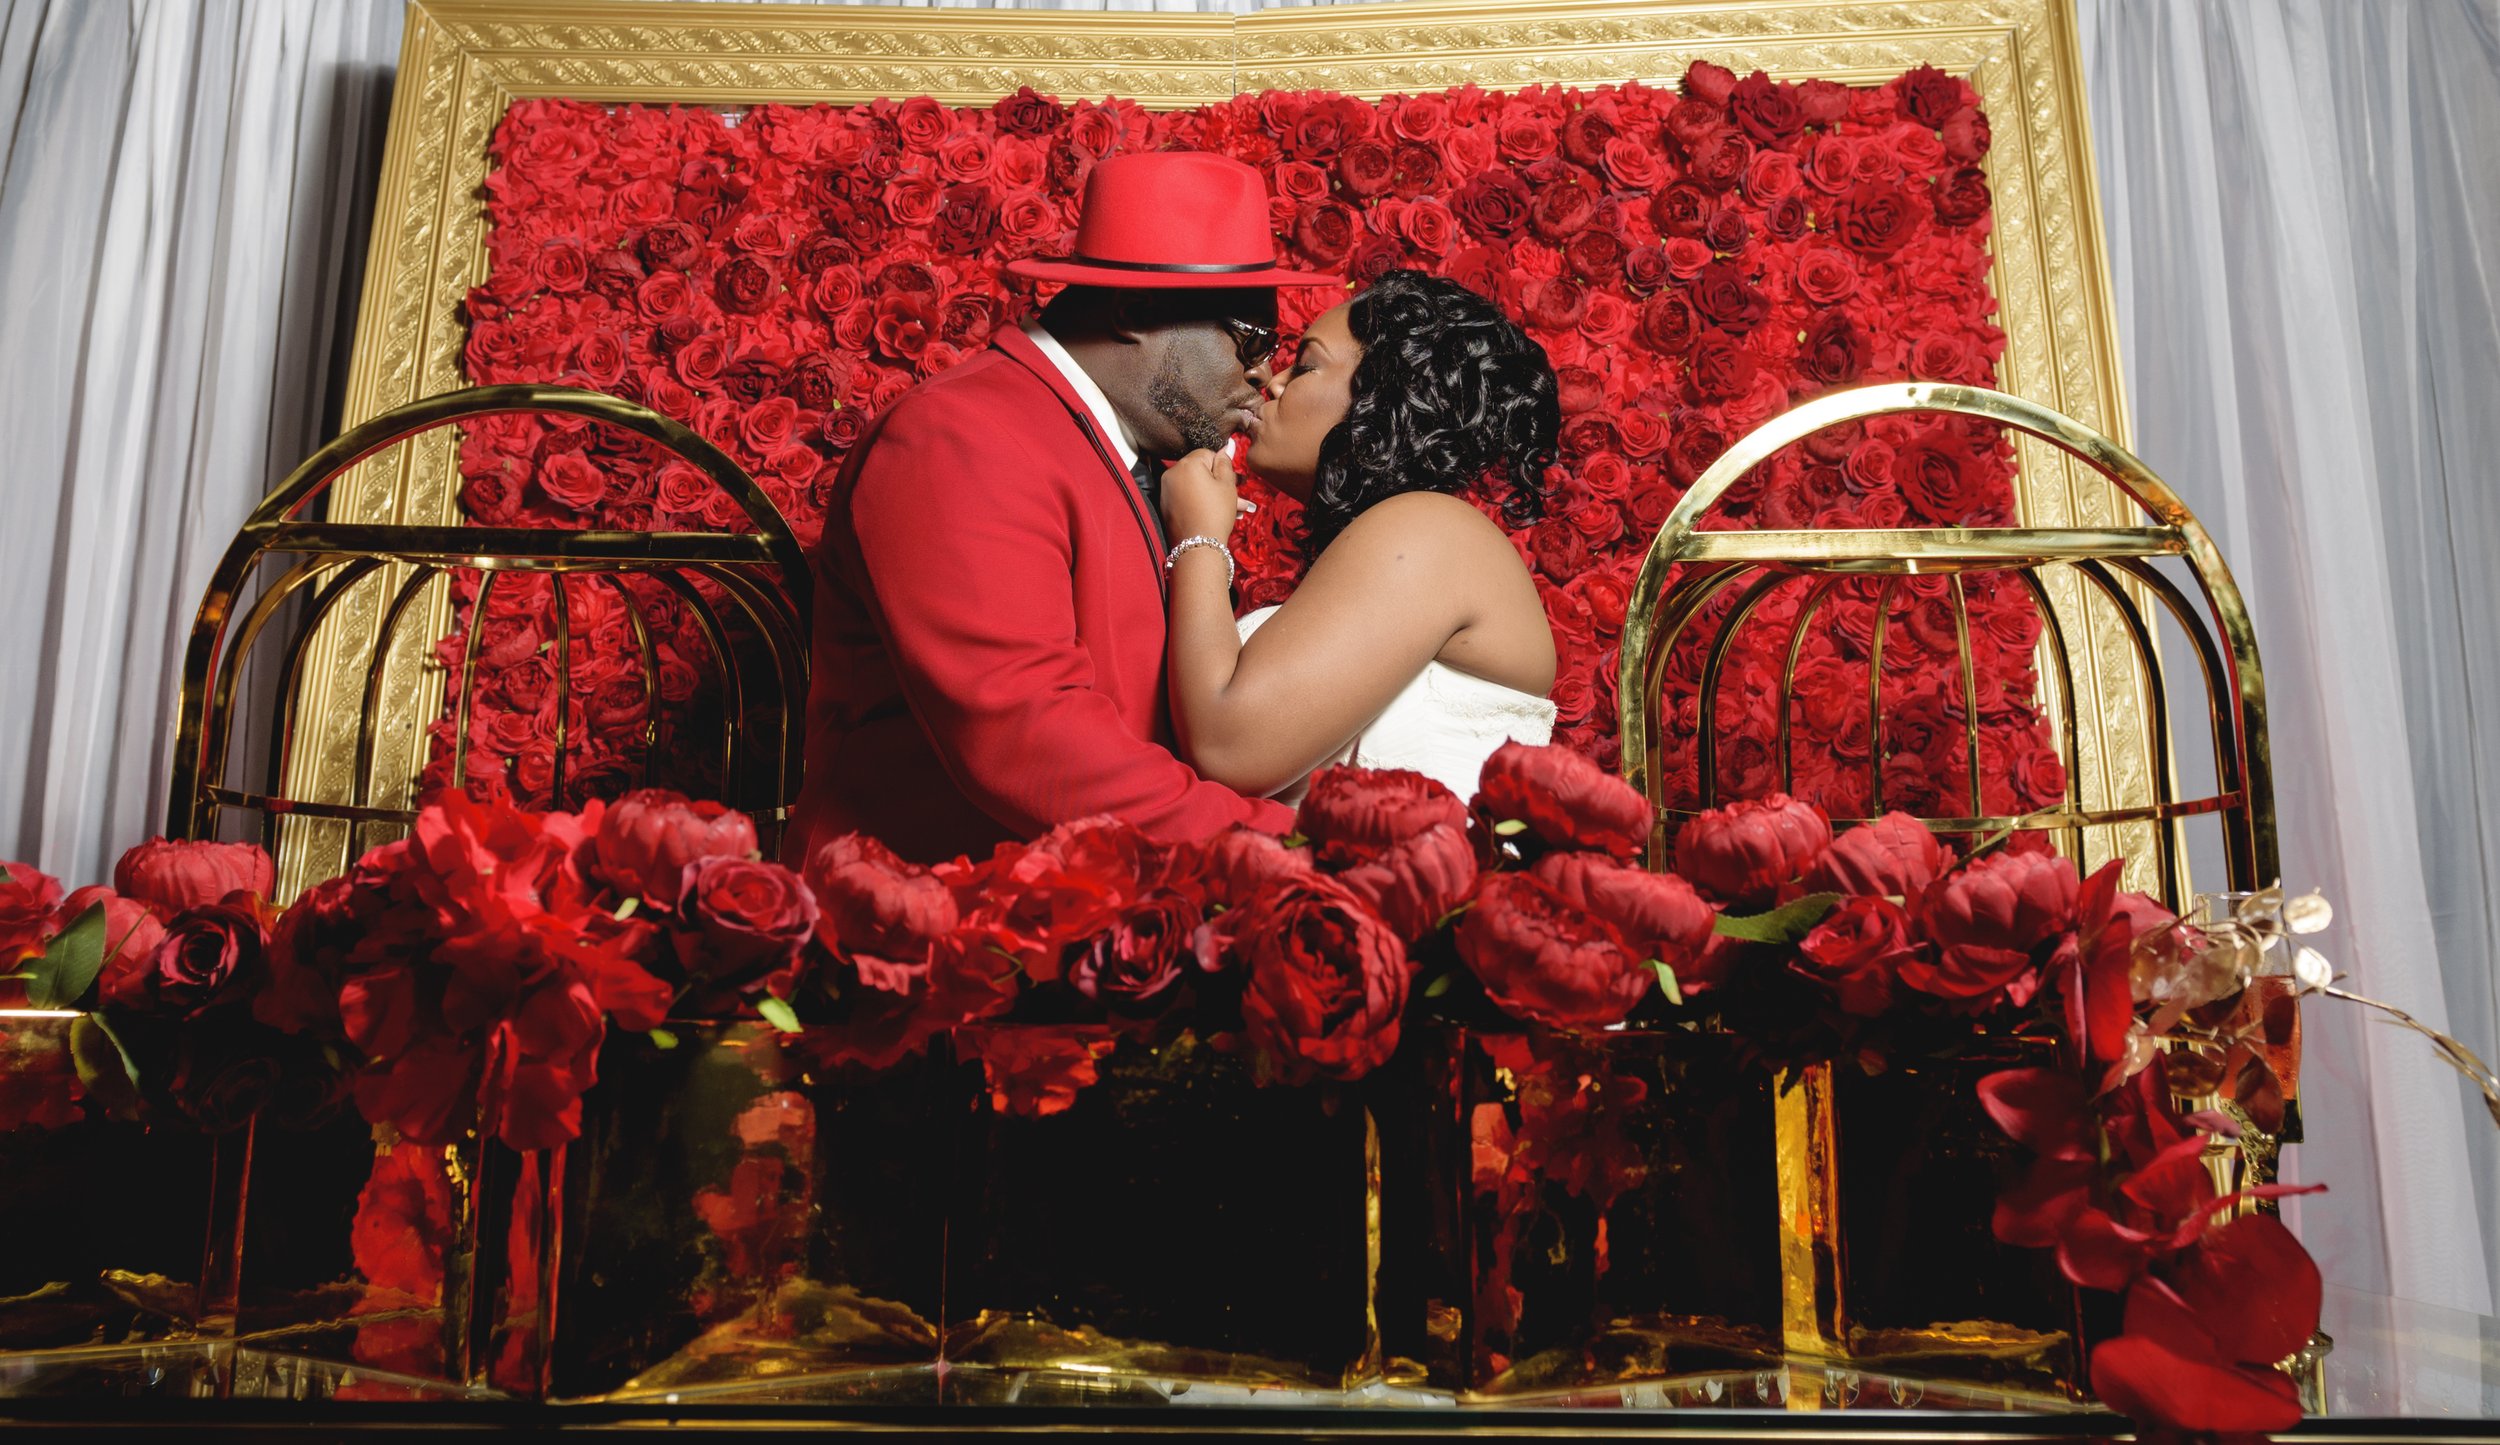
[1005,151,1341,290]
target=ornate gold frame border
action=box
[287,0,2142,892]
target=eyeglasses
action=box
[1216,316,1281,369]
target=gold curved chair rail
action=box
[169,384,813,845]
[1618,382,2276,894]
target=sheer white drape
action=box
[2077,0,2500,1348]
[0,0,402,885]
[3,0,2494,1346]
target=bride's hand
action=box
[1161,448,1244,542]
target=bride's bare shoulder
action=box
[1324,489,1522,566]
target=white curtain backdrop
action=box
[2077,0,2500,1363]
[3,0,2494,1369]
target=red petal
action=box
[2090,1336,2302,1435]
[2171,1213,2323,1366]
[1977,1066,2094,1159]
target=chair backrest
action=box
[1617,381,2274,912]
[166,384,810,894]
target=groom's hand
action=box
[1161,448,1243,541]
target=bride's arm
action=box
[1163,458,1484,796]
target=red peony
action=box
[1802,811,1953,898]
[1473,741,1652,860]
[592,789,759,909]
[805,832,957,981]
[1231,874,1408,1084]
[1334,820,1478,943]
[1903,849,2078,1004]
[1673,793,1833,906]
[1070,891,1205,1011]
[1294,766,1468,868]
[1526,850,1716,971]
[962,1025,1117,1117]
[113,839,274,917]
[1458,872,1652,1030]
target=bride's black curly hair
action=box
[1300,269,1559,556]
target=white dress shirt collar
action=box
[1023,321,1141,473]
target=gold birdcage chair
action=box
[1616,381,2289,1398]
[164,384,810,879]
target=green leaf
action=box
[1649,959,1684,1007]
[26,904,109,1009]
[613,897,639,922]
[1421,972,1454,999]
[1281,833,1309,850]
[755,995,804,1035]
[1433,899,1477,931]
[1711,892,1843,946]
[1492,818,1529,837]
[71,1013,144,1113]
[646,1027,679,1051]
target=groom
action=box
[789,152,1339,866]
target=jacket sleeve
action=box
[832,393,1297,843]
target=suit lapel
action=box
[993,327,1167,598]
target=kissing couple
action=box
[790,151,1562,867]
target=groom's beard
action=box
[1148,367,1234,455]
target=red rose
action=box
[147,901,271,1020]
[1459,875,1638,1032]
[1796,895,1915,1016]
[1474,740,1652,861]
[674,856,819,1002]
[872,293,937,361]
[1897,64,1969,127]
[1294,200,1362,266]
[1528,850,1716,968]
[1690,260,1768,331]
[932,182,1000,251]
[1638,292,1700,354]
[1673,793,1833,906]
[1803,812,1953,898]
[592,789,759,909]
[1792,246,1859,305]
[114,839,275,917]
[1455,171,1532,238]
[1070,892,1204,1012]
[0,861,63,966]
[1232,874,1408,1084]
[1832,180,1922,257]
[1335,821,1478,943]
[992,86,1065,137]
[1904,850,2080,1002]
[1932,166,1991,227]
[1688,329,1758,401]
[1295,766,1468,868]
[1728,73,1806,142]
[1798,311,1872,385]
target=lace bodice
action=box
[1235,605,1558,805]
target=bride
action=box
[1157,269,1561,806]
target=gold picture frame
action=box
[282,0,2145,893]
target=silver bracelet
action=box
[1165,534,1235,587]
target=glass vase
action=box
[940,1028,1381,1400]
[1791,1053,2093,1405]
[1401,1024,1786,1402]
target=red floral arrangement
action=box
[449,62,2050,824]
[1668,795,2322,1439]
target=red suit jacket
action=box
[788,326,1297,867]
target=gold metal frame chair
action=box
[1617,382,2288,1392]
[1619,381,2277,909]
[165,384,809,869]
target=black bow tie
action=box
[1129,455,1168,546]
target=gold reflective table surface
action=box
[1,1287,2493,1442]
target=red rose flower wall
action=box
[450,64,2062,827]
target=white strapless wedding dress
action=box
[1236,604,1559,806]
